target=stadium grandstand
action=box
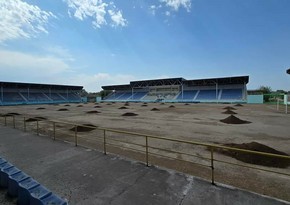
[102,76,249,103]
[0,81,83,106]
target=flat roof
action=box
[0,81,83,90]
[102,76,249,90]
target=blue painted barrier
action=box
[40,194,68,205]
[0,166,21,188]
[29,185,52,205]
[18,178,40,205]
[8,171,30,197]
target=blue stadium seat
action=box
[34,193,68,205]
[0,158,7,165]
[132,92,147,100]
[8,171,30,197]
[29,185,52,205]
[176,90,197,100]
[18,178,40,205]
[221,89,243,100]
[196,90,219,100]
[0,166,21,188]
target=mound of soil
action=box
[143,102,147,105]
[160,103,165,105]
[220,115,251,124]
[64,104,70,107]
[235,103,243,107]
[36,107,46,110]
[94,102,99,105]
[25,117,47,122]
[218,142,290,168]
[2,112,21,117]
[57,108,69,111]
[94,106,101,108]
[106,103,112,105]
[222,110,237,115]
[119,106,128,109]
[70,124,97,132]
[151,108,160,111]
[223,106,236,110]
[122,112,138,116]
[86,110,101,114]
[7,113,21,115]
[169,105,175,108]
[141,104,148,107]
[77,105,83,107]
[124,103,130,106]
[184,103,190,105]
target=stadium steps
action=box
[0,157,67,205]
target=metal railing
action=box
[1,114,290,190]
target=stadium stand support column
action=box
[218,89,223,101]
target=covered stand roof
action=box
[0,81,83,90]
[102,76,249,91]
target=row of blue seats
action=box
[176,89,243,100]
[1,92,81,103]
[0,157,67,205]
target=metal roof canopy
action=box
[102,76,249,91]
[0,81,83,90]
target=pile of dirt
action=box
[217,142,290,168]
[94,102,99,105]
[106,103,112,105]
[69,124,97,132]
[64,104,70,107]
[141,104,148,107]
[169,105,175,108]
[160,103,165,105]
[184,103,190,105]
[122,112,138,116]
[86,110,101,114]
[2,113,21,116]
[119,106,128,109]
[235,103,243,107]
[36,107,46,110]
[25,117,47,122]
[77,105,83,107]
[223,106,236,110]
[57,108,69,111]
[220,115,251,124]
[151,108,160,111]
[94,106,101,108]
[124,103,130,106]
[143,102,147,105]
[222,110,237,115]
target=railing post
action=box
[145,136,149,166]
[13,115,15,128]
[74,125,78,146]
[53,122,56,140]
[103,129,107,155]
[36,119,39,135]
[24,117,26,132]
[211,147,215,185]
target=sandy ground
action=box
[0,102,290,201]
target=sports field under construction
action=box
[0,102,289,201]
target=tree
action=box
[257,86,272,94]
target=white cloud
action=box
[45,46,75,62]
[64,0,127,29]
[0,0,56,43]
[0,49,70,76]
[160,0,192,11]
[108,10,127,27]
[58,73,136,92]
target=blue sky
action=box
[1,0,290,92]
